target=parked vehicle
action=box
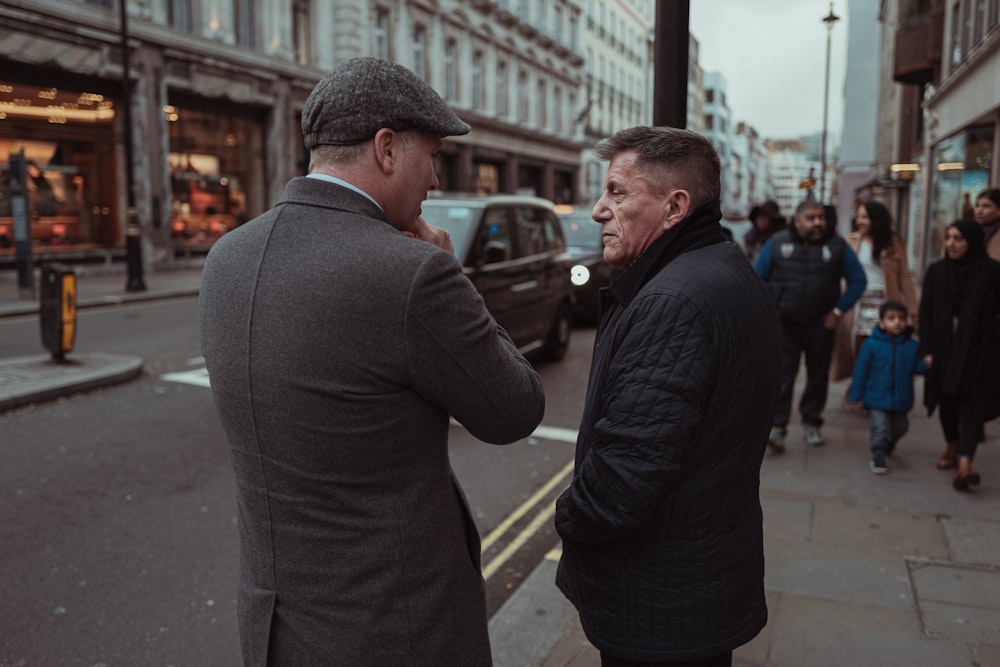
[420,194,575,360]
[556,206,621,323]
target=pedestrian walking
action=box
[755,198,867,451]
[847,301,927,474]
[743,199,785,264]
[831,200,919,383]
[199,57,545,666]
[973,187,1000,260]
[554,126,782,667]
[919,218,1000,491]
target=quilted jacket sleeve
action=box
[556,292,714,546]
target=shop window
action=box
[926,124,995,264]
[0,81,118,251]
[166,104,263,245]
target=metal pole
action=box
[819,3,840,205]
[653,0,690,128]
[121,0,146,291]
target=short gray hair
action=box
[308,142,370,172]
[594,126,721,208]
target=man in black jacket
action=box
[753,199,866,451]
[554,126,781,667]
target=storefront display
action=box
[166,103,263,247]
[926,125,995,264]
[0,81,118,253]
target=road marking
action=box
[481,458,574,580]
[160,368,211,388]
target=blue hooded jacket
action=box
[849,326,927,411]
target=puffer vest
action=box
[765,227,846,324]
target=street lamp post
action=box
[120,0,146,292]
[819,3,840,205]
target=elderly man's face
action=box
[793,205,826,242]
[592,151,668,269]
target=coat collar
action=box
[277,176,390,225]
[607,199,727,307]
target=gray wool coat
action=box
[199,177,545,666]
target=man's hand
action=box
[402,216,454,254]
[923,354,933,369]
[822,309,841,330]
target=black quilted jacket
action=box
[555,201,782,661]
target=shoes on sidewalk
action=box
[804,424,825,447]
[870,452,888,475]
[767,426,786,453]
[953,457,981,491]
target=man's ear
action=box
[372,128,397,175]
[663,189,692,229]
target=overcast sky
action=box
[688,0,849,141]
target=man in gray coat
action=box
[200,57,545,666]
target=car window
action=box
[560,214,603,250]
[514,207,551,258]
[470,207,512,265]
[544,211,565,252]
[420,204,478,259]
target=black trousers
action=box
[938,395,982,459]
[774,321,836,428]
[600,650,732,667]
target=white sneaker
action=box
[870,460,888,475]
[804,424,825,447]
[767,427,786,453]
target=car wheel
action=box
[544,301,573,361]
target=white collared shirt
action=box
[306,173,382,211]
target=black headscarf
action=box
[943,218,987,315]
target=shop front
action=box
[0,80,120,256]
[165,97,266,251]
[925,123,995,265]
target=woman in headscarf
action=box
[974,187,1000,261]
[919,219,1000,490]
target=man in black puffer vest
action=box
[555,126,782,667]
[754,199,866,451]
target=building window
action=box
[517,0,528,21]
[472,52,484,110]
[554,85,562,133]
[517,71,529,122]
[167,0,192,31]
[235,0,255,48]
[555,4,564,42]
[292,0,311,65]
[496,61,508,117]
[537,79,546,127]
[84,0,112,7]
[412,26,426,81]
[570,14,578,50]
[444,40,458,101]
[374,8,390,60]
[706,89,714,103]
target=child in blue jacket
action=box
[849,301,928,474]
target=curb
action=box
[0,352,144,412]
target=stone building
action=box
[0,0,585,267]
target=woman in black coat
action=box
[919,219,1000,490]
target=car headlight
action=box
[570,264,591,286]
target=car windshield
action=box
[560,214,603,250]
[419,203,483,259]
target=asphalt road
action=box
[0,296,594,665]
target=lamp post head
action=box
[823,3,840,28]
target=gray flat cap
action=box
[302,57,471,148]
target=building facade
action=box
[576,0,655,205]
[0,0,586,268]
[876,0,999,278]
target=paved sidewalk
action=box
[491,389,1000,667]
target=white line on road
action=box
[160,368,211,388]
